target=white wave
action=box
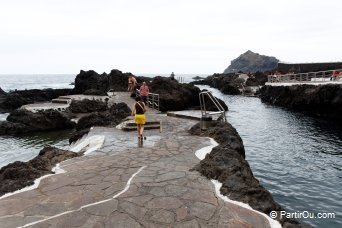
[196,137,281,228]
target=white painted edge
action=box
[19,166,146,228]
[0,164,65,200]
[195,137,281,228]
[70,135,105,155]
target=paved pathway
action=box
[0,93,275,228]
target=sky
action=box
[0,0,341,74]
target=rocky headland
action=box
[189,121,311,228]
[260,84,342,123]
[224,50,279,74]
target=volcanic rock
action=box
[73,69,153,94]
[149,76,224,111]
[83,89,107,96]
[192,73,242,95]
[0,146,80,196]
[0,109,74,136]
[260,84,342,123]
[245,72,268,86]
[224,50,279,73]
[0,88,73,113]
[75,102,131,130]
[189,121,311,227]
[69,99,108,113]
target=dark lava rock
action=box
[0,146,80,196]
[69,99,108,113]
[246,71,268,86]
[192,73,242,95]
[189,121,311,227]
[149,76,227,112]
[224,50,279,73]
[83,89,107,96]
[0,87,6,95]
[0,121,34,135]
[69,128,90,144]
[149,76,201,111]
[260,84,342,123]
[73,69,153,94]
[0,109,74,136]
[75,102,131,130]
[0,88,73,113]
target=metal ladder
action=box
[199,91,227,122]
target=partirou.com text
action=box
[269,210,336,220]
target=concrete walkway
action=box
[0,93,275,228]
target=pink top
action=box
[140,85,149,96]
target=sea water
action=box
[197,85,342,228]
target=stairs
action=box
[52,97,71,104]
[122,121,161,131]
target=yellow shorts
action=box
[135,114,146,125]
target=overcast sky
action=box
[0,0,341,74]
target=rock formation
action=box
[149,76,228,112]
[0,146,81,196]
[245,71,268,86]
[189,121,311,227]
[73,69,153,94]
[224,50,279,73]
[0,88,73,113]
[192,73,242,95]
[260,84,342,123]
[69,99,108,113]
[69,102,131,144]
[0,109,74,136]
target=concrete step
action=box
[122,124,160,131]
[52,99,70,104]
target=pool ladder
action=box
[199,91,227,122]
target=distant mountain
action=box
[224,50,279,73]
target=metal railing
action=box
[147,93,160,111]
[199,91,227,122]
[136,89,160,111]
[268,69,342,83]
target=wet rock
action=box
[0,109,74,136]
[189,121,311,227]
[0,88,73,113]
[69,99,108,113]
[260,84,342,123]
[0,146,80,196]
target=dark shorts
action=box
[141,96,147,103]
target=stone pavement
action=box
[0,93,275,228]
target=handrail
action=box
[199,91,226,122]
[268,69,342,83]
[136,89,160,111]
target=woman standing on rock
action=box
[131,96,147,142]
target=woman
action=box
[131,96,147,142]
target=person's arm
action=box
[142,102,147,112]
[131,103,136,116]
